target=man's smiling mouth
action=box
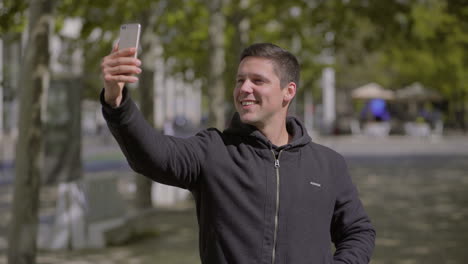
[241,101,257,106]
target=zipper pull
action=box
[275,159,280,168]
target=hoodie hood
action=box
[224,113,311,150]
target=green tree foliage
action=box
[54,0,160,99]
[0,0,27,34]
[2,0,467,125]
[331,0,468,126]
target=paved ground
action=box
[1,132,468,263]
[350,155,468,264]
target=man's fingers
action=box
[109,47,137,59]
[101,46,141,86]
[105,65,142,75]
[100,57,141,78]
[104,57,141,67]
[104,74,139,83]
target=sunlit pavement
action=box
[315,133,468,157]
[1,206,200,264]
[1,133,468,263]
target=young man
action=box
[100,43,375,263]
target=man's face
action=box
[233,56,289,127]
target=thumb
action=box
[112,41,119,53]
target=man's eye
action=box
[253,79,264,85]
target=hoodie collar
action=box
[224,113,311,150]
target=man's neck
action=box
[257,118,291,147]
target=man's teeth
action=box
[242,101,256,106]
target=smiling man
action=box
[100,43,375,263]
[234,53,296,147]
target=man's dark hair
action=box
[240,43,300,89]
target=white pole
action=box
[321,67,336,134]
[154,58,165,129]
[304,90,314,136]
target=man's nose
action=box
[239,80,253,93]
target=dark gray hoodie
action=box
[102,88,375,264]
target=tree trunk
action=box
[43,79,82,184]
[8,0,53,263]
[231,0,249,57]
[135,66,154,209]
[225,0,249,113]
[461,89,467,132]
[63,78,83,183]
[207,0,227,129]
[2,33,22,137]
[133,10,159,210]
[0,39,3,140]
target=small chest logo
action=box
[310,181,321,188]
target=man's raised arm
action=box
[99,44,211,190]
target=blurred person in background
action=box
[100,42,375,263]
[360,98,391,122]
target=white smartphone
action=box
[118,23,141,58]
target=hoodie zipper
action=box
[271,149,282,264]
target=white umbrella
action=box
[351,82,395,100]
[396,82,442,102]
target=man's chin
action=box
[239,113,251,122]
[239,114,259,126]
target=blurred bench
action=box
[363,122,391,137]
[38,173,127,249]
[404,121,444,138]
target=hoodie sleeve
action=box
[331,155,376,264]
[100,87,211,190]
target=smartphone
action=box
[118,23,141,58]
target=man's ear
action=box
[283,82,297,103]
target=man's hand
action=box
[101,44,142,107]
